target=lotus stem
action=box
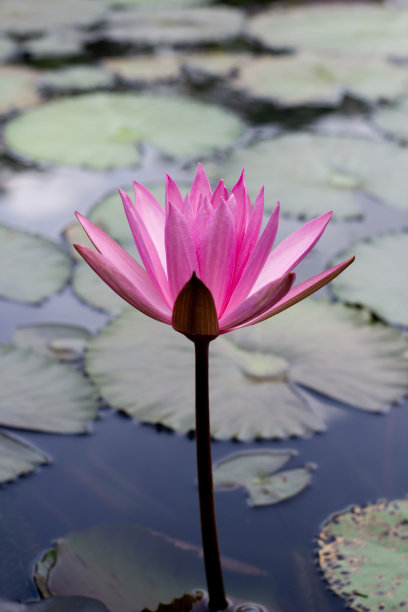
[194,340,228,611]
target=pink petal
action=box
[233,187,265,284]
[165,173,184,211]
[231,169,251,241]
[224,202,280,315]
[165,203,199,302]
[252,211,332,293]
[196,200,236,315]
[211,179,229,208]
[219,272,295,331]
[133,181,166,267]
[119,189,171,305]
[191,194,213,247]
[74,244,172,323]
[239,256,355,328]
[189,163,212,213]
[76,211,136,268]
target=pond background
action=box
[0,1,408,611]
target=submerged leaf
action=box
[318,498,408,611]
[85,301,408,440]
[0,225,71,304]
[331,231,408,327]
[213,450,313,506]
[5,93,244,169]
[0,431,49,484]
[34,523,275,611]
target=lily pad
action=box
[102,55,181,83]
[4,92,244,169]
[373,98,408,141]
[23,30,86,61]
[213,450,313,506]
[231,54,408,107]
[0,596,110,611]
[105,7,245,48]
[215,133,408,218]
[247,5,408,59]
[0,66,40,116]
[183,52,250,79]
[40,66,113,93]
[318,498,408,611]
[34,523,274,611]
[0,35,16,63]
[0,345,98,434]
[0,431,49,484]
[12,324,91,362]
[85,301,408,440]
[73,260,130,314]
[331,232,408,327]
[0,225,71,304]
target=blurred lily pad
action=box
[85,301,408,440]
[40,66,114,93]
[0,225,71,304]
[35,523,274,611]
[0,35,16,62]
[183,52,250,79]
[213,450,313,506]
[231,54,408,107]
[318,498,408,611]
[12,323,91,362]
[215,133,408,218]
[0,431,49,484]
[0,345,98,434]
[5,93,244,169]
[0,596,110,611]
[104,7,245,48]
[331,232,408,327]
[373,98,408,141]
[0,66,40,116]
[247,5,408,59]
[24,30,86,61]
[102,55,181,83]
[73,260,130,314]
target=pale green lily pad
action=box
[0,66,40,115]
[105,7,245,48]
[373,99,408,141]
[85,301,408,440]
[247,5,408,59]
[0,596,110,611]
[231,54,408,106]
[0,35,16,62]
[73,260,130,314]
[318,498,408,611]
[213,450,313,506]
[35,523,275,611]
[40,66,113,92]
[182,52,251,82]
[102,55,181,83]
[0,345,98,434]
[215,133,408,218]
[24,30,86,60]
[0,225,71,304]
[331,232,408,327]
[12,324,91,362]
[5,93,244,169]
[0,431,49,484]
[110,0,209,6]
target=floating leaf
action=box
[0,345,98,434]
[40,66,114,93]
[373,98,408,141]
[0,596,110,611]
[34,523,274,611]
[231,54,408,107]
[331,231,408,327]
[0,66,40,116]
[0,431,49,484]
[318,498,408,611]
[0,225,71,304]
[105,7,245,48]
[23,30,86,61]
[247,5,408,59]
[12,323,91,362]
[85,301,408,440]
[215,133,408,218]
[110,0,209,6]
[102,55,181,83]
[0,35,16,63]
[183,52,250,79]
[213,450,313,506]
[73,260,130,314]
[5,93,244,169]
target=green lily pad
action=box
[0,225,71,304]
[0,66,40,116]
[85,301,408,440]
[73,260,130,314]
[5,92,244,169]
[0,596,110,611]
[213,450,313,506]
[215,133,408,218]
[102,55,181,83]
[12,324,91,362]
[318,498,408,611]
[40,66,113,93]
[0,431,49,484]
[0,35,16,62]
[331,231,408,327]
[109,0,209,6]
[24,30,86,61]
[34,523,275,611]
[105,7,245,48]
[247,5,408,59]
[0,345,98,434]
[183,52,250,79]
[231,54,408,107]
[373,98,408,141]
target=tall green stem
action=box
[194,340,228,611]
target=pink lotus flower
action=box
[74,164,353,335]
